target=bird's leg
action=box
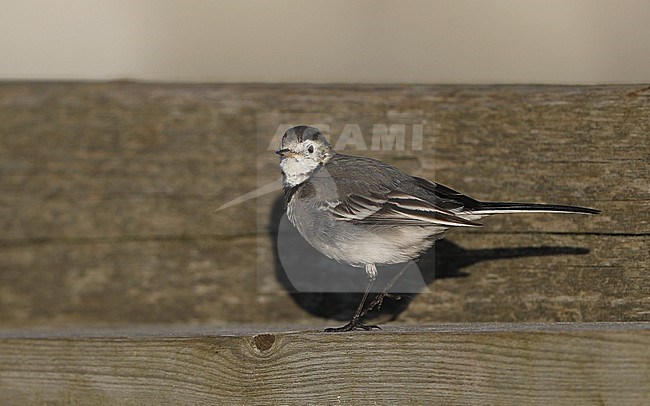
[358,261,412,319]
[324,264,381,332]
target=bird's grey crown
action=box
[281,125,331,149]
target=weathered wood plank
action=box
[0,234,647,326]
[0,82,648,327]
[0,83,647,239]
[1,323,648,405]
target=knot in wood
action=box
[252,333,275,352]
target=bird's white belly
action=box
[326,226,443,266]
[289,211,442,266]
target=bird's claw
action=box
[324,319,382,333]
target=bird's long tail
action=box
[469,202,600,215]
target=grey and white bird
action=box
[276,125,599,332]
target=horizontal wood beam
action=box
[0,82,648,326]
[1,323,648,404]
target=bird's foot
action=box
[324,319,381,333]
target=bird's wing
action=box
[320,154,481,227]
[328,189,481,227]
[410,176,482,210]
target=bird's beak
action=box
[276,148,296,157]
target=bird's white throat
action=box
[280,156,320,187]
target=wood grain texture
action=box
[0,323,648,405]
[0,82,648,327]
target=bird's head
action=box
[276,126,334,187]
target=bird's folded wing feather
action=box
[328,190,481,227]
[320,154,481,227]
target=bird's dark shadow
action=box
[269,196,590,322]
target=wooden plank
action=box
[1,323,648,405]
[0,82,648,327]
[0,83,647,239]
[0,234,647,326]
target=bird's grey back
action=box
[315,153,472,212]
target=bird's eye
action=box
[307,145,314,153]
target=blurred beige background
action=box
[1,0,649,84]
